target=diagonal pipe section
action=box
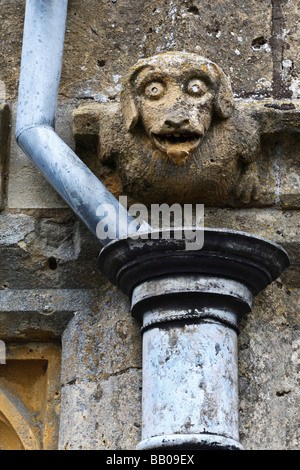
[15,0,147,244]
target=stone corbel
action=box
[73,51,300,209]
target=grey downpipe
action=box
[15,0,147,244]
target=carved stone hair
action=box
[121,51,234,131]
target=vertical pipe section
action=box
[16,0,142,243]
[131,276,248,450]
[16,0,68,133]
[140,319,240,449]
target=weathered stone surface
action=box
[0,288,94,341]
[0,1,24,101]
[7,103,75,209]
[272,0,300,99]
[277,134,300,208]
[61,0,275,100]
[0,104,9,210]
[59,281,142,450]
[0,208,299,290]
[239,283,300,450]
[0,212,103,290]
[1,1,298,101]
[204,208,300,287]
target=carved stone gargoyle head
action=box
[89,52,261,205]
[121,51,234,164]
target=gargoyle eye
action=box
[186,78,208,97]
[144,81,165,100]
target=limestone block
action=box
[1,0,292,100]
[59,0,274,100]
[204,208,300,287]
[0,0,298,100]
[239,283,300,449]
[7,103,76,210]
[0,1,24,101]
[59,281,142,450]
[0,288,81,342]
[0,213,103,290]
[275,134,300,208]
[274,0,300,99]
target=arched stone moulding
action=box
[0,384,40,450]
[0,343,61,450]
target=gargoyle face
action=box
[137,70,214,164]
[121,52,233,165]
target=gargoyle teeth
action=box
[154,133,200,144]
[151,131,202,161]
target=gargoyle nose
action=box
[164,118,190,129]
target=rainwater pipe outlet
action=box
[16,0,290,451]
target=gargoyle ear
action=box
[120,81,139,132]
[213,67,234,119]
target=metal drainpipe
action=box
[16,0,290,452]
[98,228,289,450]
[15,0,147,244]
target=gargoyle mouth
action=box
[152,131,202,163]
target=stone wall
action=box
[0,0,299,450]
